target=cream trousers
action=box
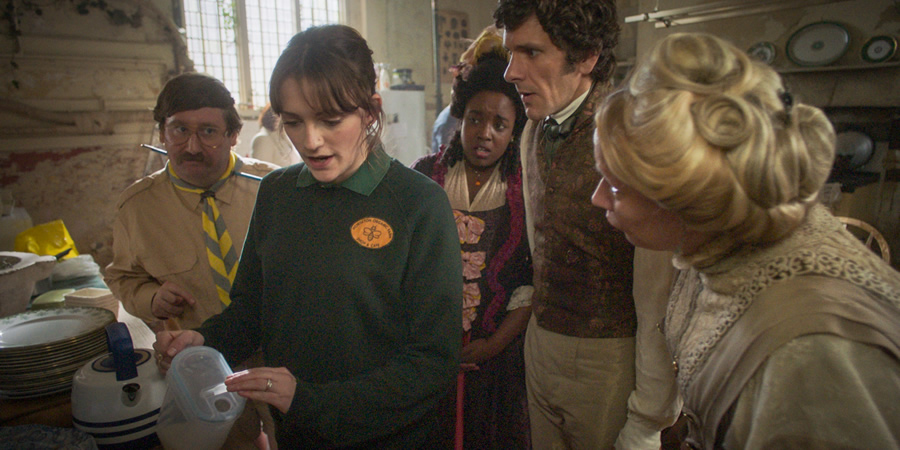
[524,315,635,450]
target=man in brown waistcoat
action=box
[494,1,681,448]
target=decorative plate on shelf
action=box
[861,35,897,63]
[748,41,777,64]
[787,22,850,66]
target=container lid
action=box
[166,346,245,422]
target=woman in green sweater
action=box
[154,25,463,448]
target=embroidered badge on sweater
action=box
[351,217,393,249]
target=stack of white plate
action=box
[0,306,115,399]
[64,288,119,319]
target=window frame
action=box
[178,0,345,109]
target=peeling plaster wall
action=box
[1,147,149,260]
[0,135,157,272]
[0,0,178,269]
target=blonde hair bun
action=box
[595,32,836,255]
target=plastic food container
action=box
[155,346,245,450]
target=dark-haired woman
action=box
[154,24,462,448]
[412,32,532,449]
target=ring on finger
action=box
[265,378,273,392]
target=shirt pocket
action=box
[141,246,199,280]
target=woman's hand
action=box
[460,362,480,372]
[226,367,297,414]
[460,306,532,371]
[152,329,204,375]
[461,337,502,366]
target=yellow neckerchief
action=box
[166,152,240,307]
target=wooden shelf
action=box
[777,61,900,74]
[614,61,899,75]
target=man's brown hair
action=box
[494,0,620,83]
[153,72,242,135]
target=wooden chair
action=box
[836,216,891,263]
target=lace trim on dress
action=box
[666,204,900,391]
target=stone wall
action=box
[0,0,179,268]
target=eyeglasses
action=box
[598,176,620,197]
[164,125,228,147]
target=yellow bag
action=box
[14,219,80,260]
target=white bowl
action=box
[0,251,57,318]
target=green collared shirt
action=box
[295,145,392,196]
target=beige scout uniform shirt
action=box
[105,156,277,330]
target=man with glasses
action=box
[105,73,277,448]
[106,72,276,330]
[105,73,277,328]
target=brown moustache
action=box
[177,153,205,164]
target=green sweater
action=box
[198,148,463,448]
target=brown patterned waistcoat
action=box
[524,83,636,338]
